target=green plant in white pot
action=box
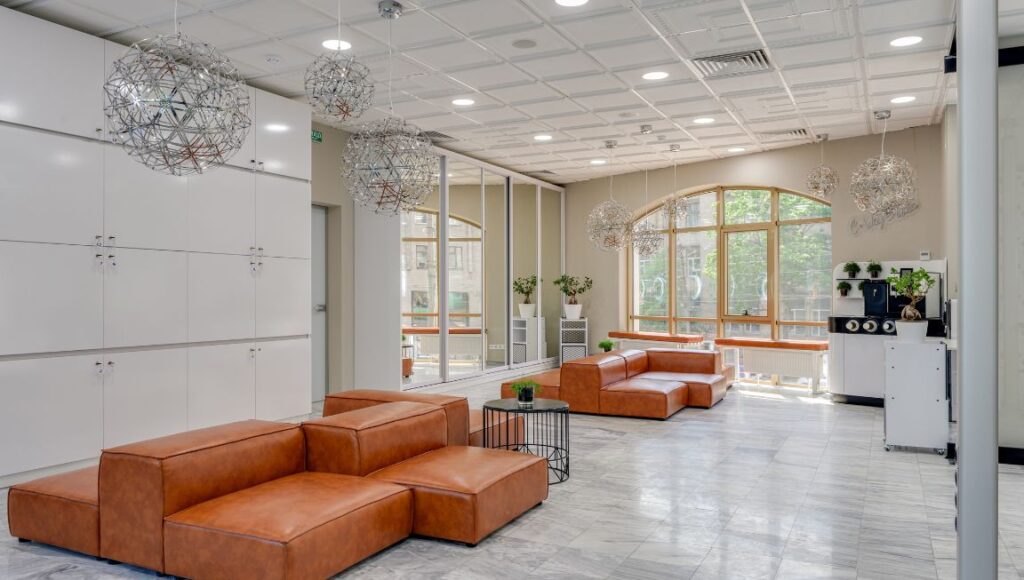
[553,275,593,320]
[886,267,935,342]
[513,275,538,318]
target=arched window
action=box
[628,186,832,340]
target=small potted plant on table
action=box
[886,267,935,342]
[843,261,862,278]
[837,281,852,297]
[552,274,593,320]
[510,379,541,407]
[867,261,883,279]
[513,275,537,318]
[598,339,614,352]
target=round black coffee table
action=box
[482,398,569,484]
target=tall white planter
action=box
[563,304,583,320]
[895,320,928,342]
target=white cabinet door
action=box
[187,167,255,255]
[225,85,257,171]
[256,257,311,338]
[104,145,188,251]
[103,348,188,448]
[0,242,103,355]
[104,248,188,348]
[0,354,103,476]
[256,174,311,259]
[842,335,886,399]
[187,343,256,430]
[254,89,311,181]
[256,338,311,421]
[0,8,104,138]
[0,125,103,246]
[188,253,255,342]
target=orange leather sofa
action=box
[324,389,470,446]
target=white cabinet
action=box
[104,249,188,348]
[104,145,188,251]
[225,85,257,171]
[0,354,103,476]
[841,334,886,399]
[256,174,311,258]
[0,242,103,355]
[187,167,256,255]
[256,338,311,421]
[0,7,104,138]
[254,90,311,180]
[103,348,187,448]
[188,253,255,342]
[884,342,948,451]
[0,125,103,246]
[256,257,311,338]
[187,343,256,429]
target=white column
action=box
[957,0,999,577]
[354,208,401,390]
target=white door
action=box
[0,125,103,246]
[0,242,103,356]
[104,248,188,348]
[311,206,327,402]
[256,338,311,421]
[187,342,256,430]
[187,167,255,255]
[188,253,255,342]
[256,257,311,338]
[103,348,188,448]
[254,90,311,180]
[104,144,188,251]
[0,354,103,476]
[256,174,311,259]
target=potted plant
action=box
[857,280,866,293]
[598,339,614,352]
[867,261,883,279]
[843,261,862,278]
[509,379,541,406]
[513,275,537,318]
[552,274,594,320]
[886,267,935,342]
[837,281,852,297]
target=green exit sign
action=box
[311,129,323,143]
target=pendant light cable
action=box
[174,0,179,35]
[387,18,394,114]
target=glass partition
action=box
[400,160,441,386]
[446,161,485,379]
[483,171,508,370]
[512,179,540,364]
[541,187,562,358]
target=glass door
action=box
[445,161,485,379]
[511,179,539,364]
[483,170,508,370]
[400,166,441,387]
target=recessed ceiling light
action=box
[534,134,553,141]
[693,117,715,124]
[556,0,589,6]
[890,36,922,47]
[727,147,746,153]
[512,39,538,49]
[452,98,475,106]
[322,39,352,51]
[265,124,290,133]
[890,95,917,104]
[642,71,669,81]
[590,159,606,165]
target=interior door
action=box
[311,205,327,402]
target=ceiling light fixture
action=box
[512,39,537,49]
[850,110,918,223]
[640,124,653,135]
[693,117,715,124]
[322,39,352,51]
[806,134,838,199]
[587,140,633,252]
[265,124,290,133]
[890,35,923,47]
[452,98,475,106]
[534,134,553,141]
[632,169,662,257]
[555,0,589,6]
[306,0,374,121]
[642,71,669,80]
[727,147,745,153]
[890,95,916,104]
[590,159,607,165]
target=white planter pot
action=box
[564,304,583,320]
[518,304,536,318]
[895,320,928,342]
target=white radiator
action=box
[729,347,826,392]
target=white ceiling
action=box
[4,0,973,183]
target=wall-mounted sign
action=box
[311,129,323,143]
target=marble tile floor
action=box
[4,380,1024,579]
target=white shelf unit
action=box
[559,318,588,364]
[512,317,545,364]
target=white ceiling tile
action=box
[515,51,602,79]
[651,0,748,36]
[515,98,585,117]
[705,71,780,95]
[782,61,861,87]
[281,23,387,57]
[613,62,694,88]
[574,90,649,111]
[557,10,652,47]
[657,98,721,118]
[771,37,857,68]
[858,0,955,34]
[746,0,835,22]
[19,1,133,33]
[428,0,539,36]
[448,63,535,89]
[672,24,761,58]
[862,24,953,56]
[594,107,662,124]
[297,0,387,22]
[457,106,530,124]
[225,42,311,75]
[635,81,709,104]
[547,74,627,96]
[488,82,563,104]
[866,50,945,77]
[475,26,575,60]
[756,8,851,47]
[405,40,501,71]
[869,71,941,94]
[213,0,329,37]
[587,38,676,70]
[351,10,463,49]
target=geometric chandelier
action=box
[806,134,838,199]
[104,30,252,176]
[587,140,633,252]
[850,110,917,221]
[304,0,374,122]
[631,169,663,257]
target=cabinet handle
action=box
[250,346,257,358]
[107,235,116,247]
[257,161,265,171]
[95,235,104,247]
[95,361,105,374]
[107,254,118,267]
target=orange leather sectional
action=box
[8,392,548,579]
[502,348,734,419]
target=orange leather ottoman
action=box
[499,369,561,400]
[304,402,447,476]
[368,446,548,546]
[7,466,99,557]
[642,348,731,408]
[323,390,470,446]
[468,409,525,448]
[599,377,689,419]
[163,472,412,580]
[639,372,728,408]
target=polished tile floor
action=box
[3,380,1024,579]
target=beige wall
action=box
[564,124,946,351]
[942,105,960,298]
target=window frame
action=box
[626,186,831,341]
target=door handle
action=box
[314,304,327,313]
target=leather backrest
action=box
[559,353,627,413]
[646,348,721,374]
[322,390,470,446]
[99,420,304,572]
[614,349,649,377]
[303,401,447,476]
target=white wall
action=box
[354,211,402,389]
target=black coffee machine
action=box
[862,280,892,317]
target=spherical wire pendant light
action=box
[342,1,436,215]
[103,1,251,176]
[662,162,688,226]
[632,169,662,257]
[587,140,633,252]
[304,0,374,121]
[850,110,917,221]
[806,134,838,199]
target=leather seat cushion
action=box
[599,378,688,419]
[164,472,412,580]
[636,372,727,409]
[368,446,548,545]
[467,409,525,448]
[499,369,561,400]
[7,466,99,557]
[323,390,470,446]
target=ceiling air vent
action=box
[757,128,810,141]
[423,130,455,143]
[691,48,771,79]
